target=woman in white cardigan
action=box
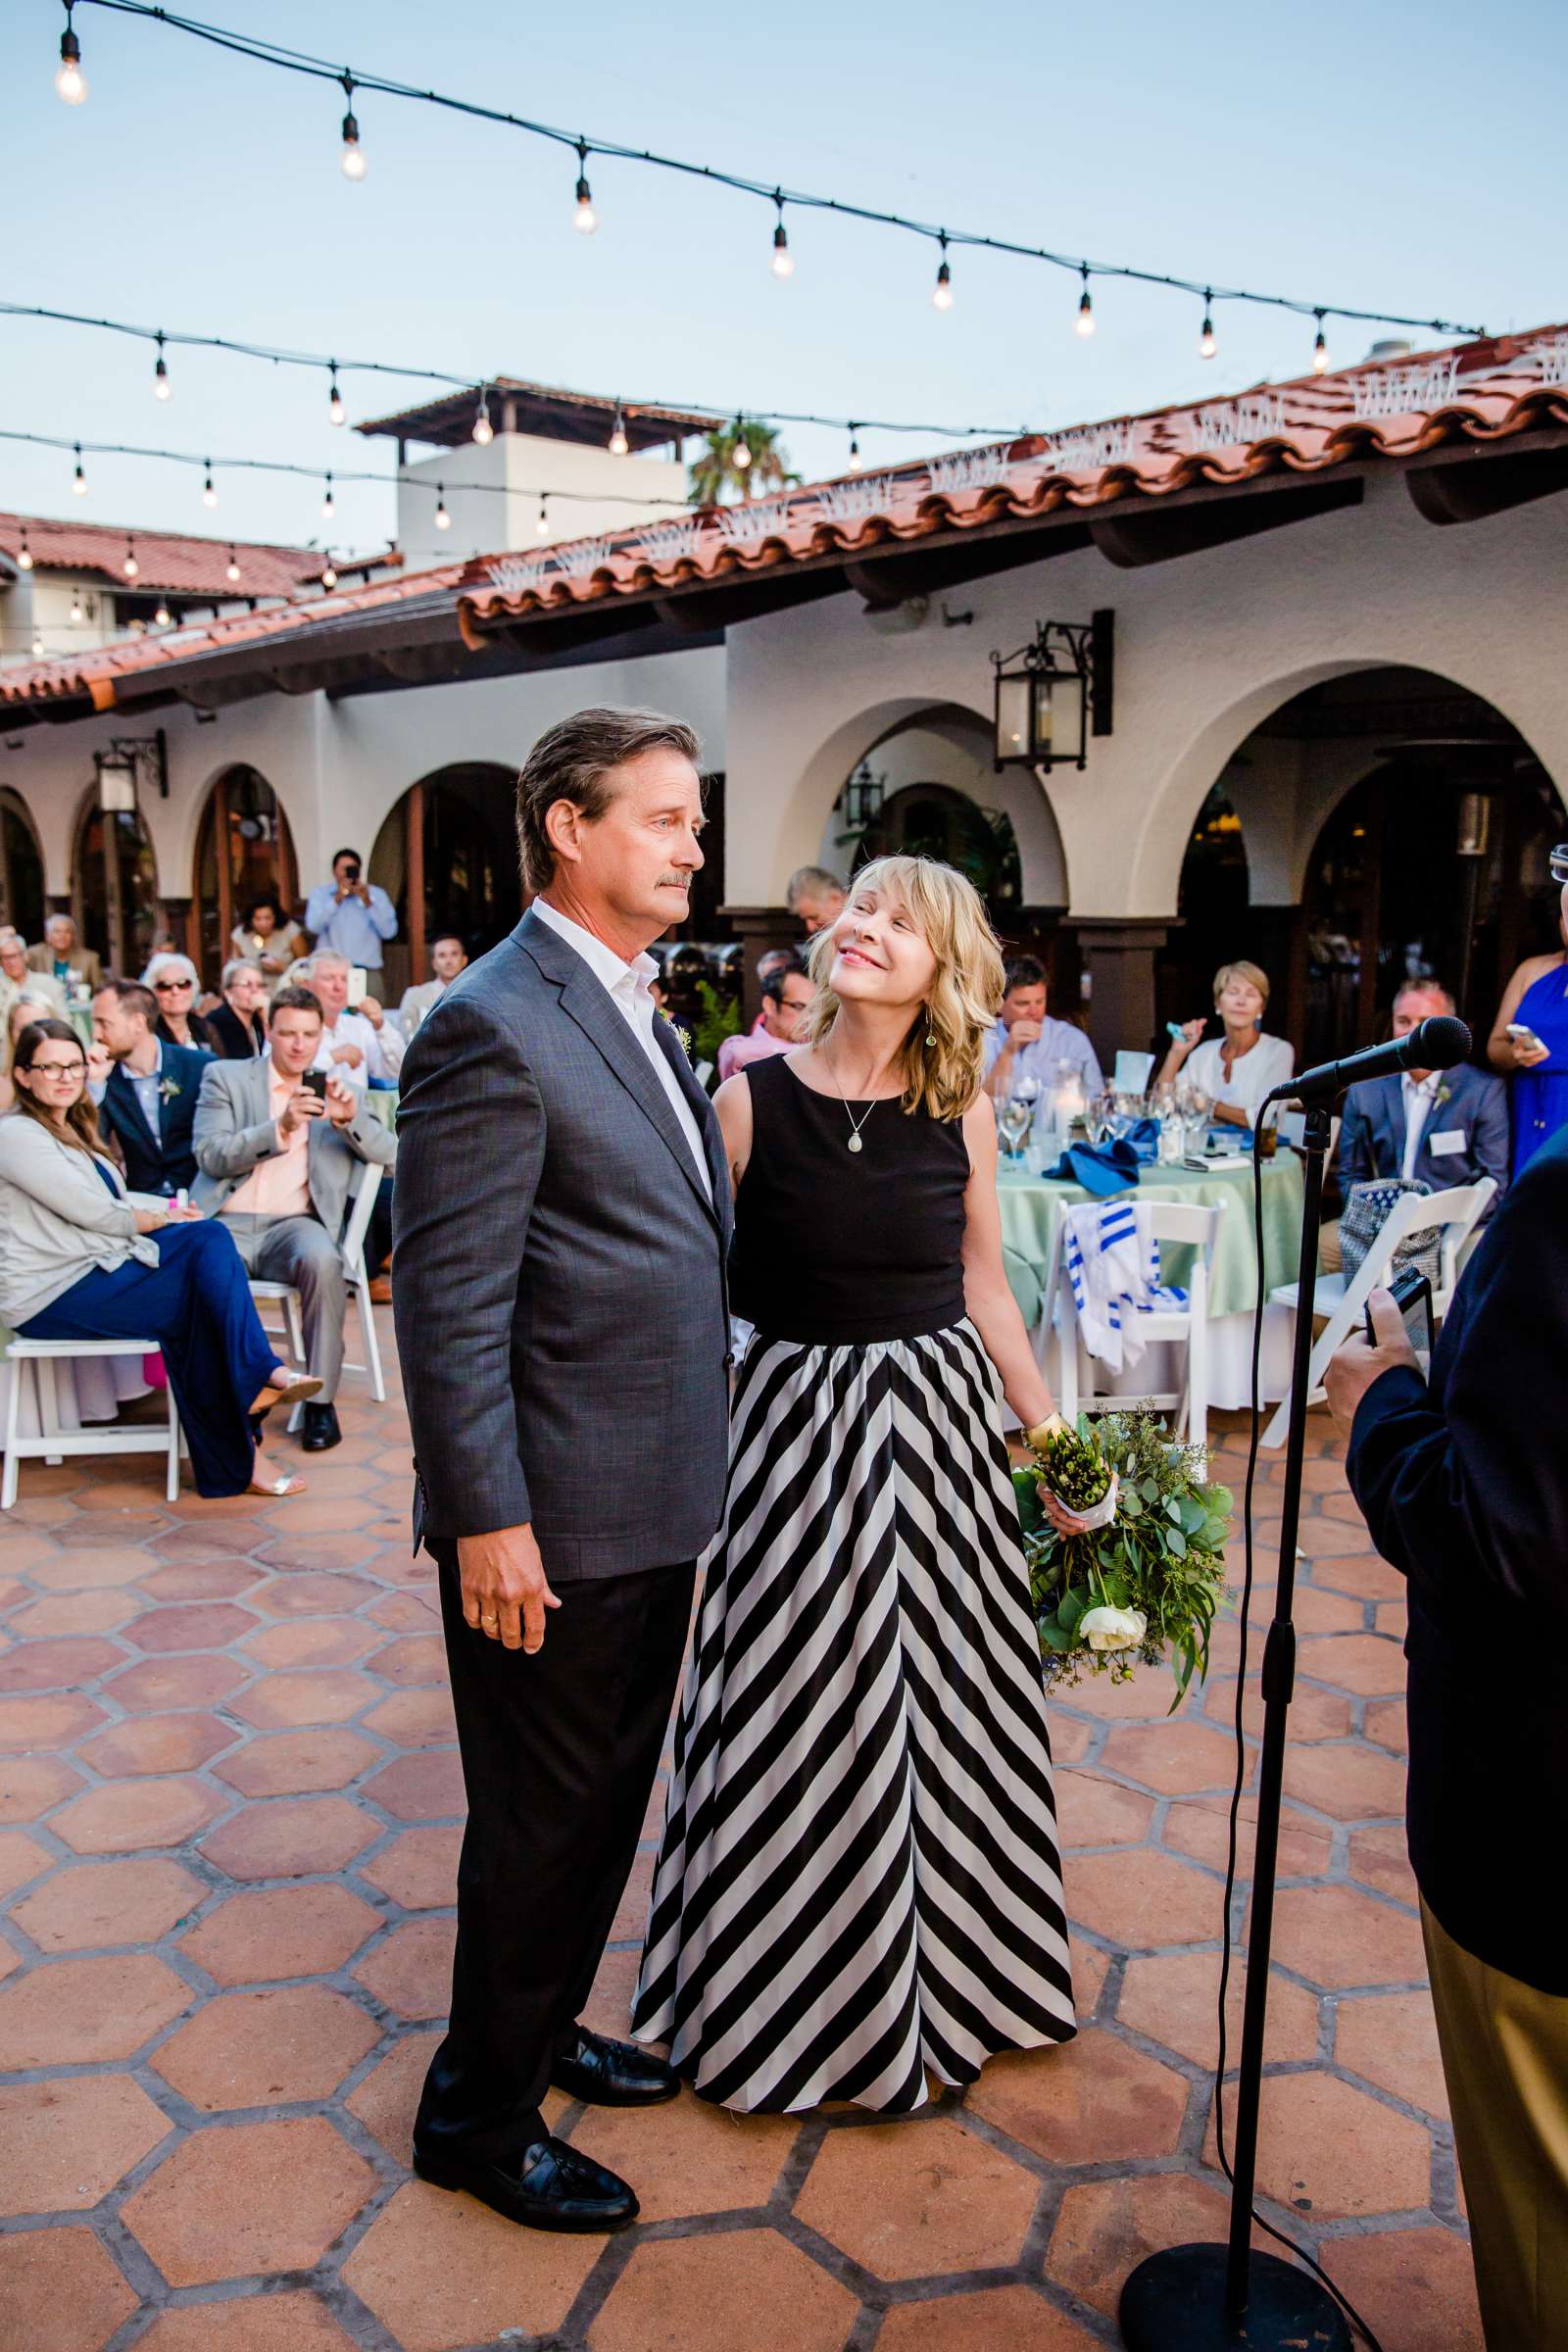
[1158,958,1296,1129]
[0,1019,318,1497]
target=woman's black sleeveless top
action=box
[730,1054,970,1345]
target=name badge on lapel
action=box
[1428,1130,1466,1158]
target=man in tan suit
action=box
[26,913,103,995]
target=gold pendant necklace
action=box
[824,1048,877,1152]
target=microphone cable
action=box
[1208,1128,1386,2352]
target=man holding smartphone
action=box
[305,847,399,976]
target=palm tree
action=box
[689,416,800,507]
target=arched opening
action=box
[192,767,298,985]
[0,789,45,943]
[1158,784,1253,1034]
[847,780,1024,909]
[74,797,159,977]
[370,764,521,1004]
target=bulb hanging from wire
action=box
[122,537,139,580]
[328,368,346,427]
[30,633,43,659]
[1075,266,1095,337]
[17,529,32,571]
[321,561,338,589]
[932,234,953,311]
[471,388,494,445]
[608,403,629,458]
[54,4,86,103]
[202,466,218,510]
[535,497,550,537]
[154,600,172,627]
[225,548,241,584]
[847,431,862,472]
[732,417,753,470]
[70,593,82,622]
[770,195,793,279]
[1199,292,1217,360]
[1312,312,1329,374]
[339,75,368,179]
[321,474,335,519]
[573,141,597,233]
[434,485,451,530]
[154,333,171,400]
[72,444,86,497]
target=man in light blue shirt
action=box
[983,955,1103,1119]
[305,848,399,973]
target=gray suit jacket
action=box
[392,908,733,1578]
[1339,1062,1508,1210]
[190,1056,397,1233]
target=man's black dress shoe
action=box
[300,1402,341,1451]
[550,2027,679,2107]
[412,2135,638,2233]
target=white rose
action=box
[1079,1604,1148,1653]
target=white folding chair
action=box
[1047,1200,1225,1465]
[2,1339,181,1509]
[248,1163,387,1419]
[1260,1177,1496,1449]
[694,1058,715,1091]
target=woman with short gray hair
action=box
[207,958,269,1060]
[141,952,220,1056]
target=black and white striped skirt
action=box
[631,1318,1076,2115]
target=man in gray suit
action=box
[192,984,397,1450]
[393,708,731,2235]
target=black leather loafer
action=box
[412,2134,638,2233]
[550,2027,680,2107]
[300,1401,341,1451]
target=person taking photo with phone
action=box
[305,847,399,976]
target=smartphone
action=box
[1506,1023,1546,1053]
[301,1068,327,1102]
[347,966,368,1008]
[1166,1021,1191,1044]
[1368,1266,1435,1373]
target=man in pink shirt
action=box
[716,956,813,1083]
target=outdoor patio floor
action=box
[0,1326,1483,2352]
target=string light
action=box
[1076,265,1095,337]
[847,432,862,472]
[535,497,550,537]
[932,234,953,312]
[1312,311,1329,374]
[16,529,32,571]
[154,600,172,626]
[471,387,494,445]
[328,367,346,427]
[225,547,241,583]
[732,418,753,470]
[153,331,171,399]
[70,593,82,622]
[54,3,86,104]
[339,75,368,179]
[1199,291,1217,360]
[770,195,794,279]
[321,474,335,519]
[72,443,86,496]
[30,633,44,659]
[122,536,139,579]
[607,403,629,458]
[321,560,338,588]
[202,464,218,508]
[573,141,597,234]
[434,485,451,530]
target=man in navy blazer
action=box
[89,977,212,1198]
[1338,980,1507,1207]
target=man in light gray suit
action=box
[192,984,397,1451]
[393,709,731,2236]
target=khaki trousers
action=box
[1422,1897,1568,2351]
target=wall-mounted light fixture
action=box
[991,610,1114,773]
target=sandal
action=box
[250,1374,324,1418]
[248,1473,308,1497]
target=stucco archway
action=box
[191,767,299,983]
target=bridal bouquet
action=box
[1015,1412,1232,1708]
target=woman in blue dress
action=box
[1489,919,1568,1176]
[0,1019,319,1496]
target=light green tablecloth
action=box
[363,1091,399,1131]
[65,1004,94,1050]
[998,1155,1306,1327]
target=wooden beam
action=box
[1405,445,1568,526]
[1089,479,1361,568]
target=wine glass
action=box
[1085,1090,1114,1147]
[999,1097,1033,1161]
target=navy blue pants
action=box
[21,1221,281,1498]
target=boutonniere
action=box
[158,1076,182,1103]
[659,1007,694,1057]
[1435,1083,1451,1107]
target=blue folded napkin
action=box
[1042,1139,1141,1196]
[1125,1115,1161,1165]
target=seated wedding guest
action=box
[1159,958,1294,1128]
[0,1019,318,1497]
[2,986,64,1107]
[1342,982,1507,1200]
[1487,896,1568,1175]
[230,893,306,989]
[984,954,1103,1108]
[716,955,813,1080]
[143,952,221,1055]
[89,978,212,1200]
[398,934,468,1038]
[785,864,847,936]
[27,911,103,997]
[206,958,270,1060]
[193,985,397,1453]
[296,954,403,1087]
[305,848,398,975]
[2,931,65,1069]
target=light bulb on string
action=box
[202,466,218,510]
[847,431,862,473]
[72,444,87,497]
[321,475,335,520]
[932,235,953,311]
[17,530,32,572]
[153,333,172,400]
[70,594,82,622]
[434,485,451,531]
[122,537,139,580]
[30,634,43,660]
[535,497,550,538]
[1199,291,1217,360]
[770,195,793,279]
[573,141,597,233]
[732,417,753,470]
[1075,266,1095,337]
[225,548,241,584]
[339,75,368,179]
[608,404,629,458]
[1312,311,1329,374]
[471,387,494,445]
[54,4,86,103]
[154,601,172,628]
[321,561,338,589]
[328,368,346,427]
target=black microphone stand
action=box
[1119,1098,1351,2350]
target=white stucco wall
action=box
[399,436,691,570]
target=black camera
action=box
[341,859,361,882]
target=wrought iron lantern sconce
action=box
[94,729,168,814]
[842,760,886,835]
[991,610,1114,773]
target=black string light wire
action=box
[56,0,1485,352]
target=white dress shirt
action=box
[309,1006,392,1091]
[1185,1032,1296,1129]
[532,898,711,1202]
[1400,1070,1443,1180]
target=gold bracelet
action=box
[1022,1412,1067,1450]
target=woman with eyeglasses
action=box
[141,953,220,1056]
[1487,845,1568,1176]
[206,959,270,1059]
[0,1018,320,1497]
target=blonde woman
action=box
[633,855,1080,2115]
[1159,958,1295,1129]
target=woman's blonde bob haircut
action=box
[800,854,1005,1121]
[1212,958,1270,1008]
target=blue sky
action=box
[3,0,1563,558]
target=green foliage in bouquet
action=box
[1034,1423,1112,1514]
[1015,1411,1232,1709]
[692,980,741,1066]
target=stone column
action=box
[721,905,804,1026]
[1072,917,1169,1066]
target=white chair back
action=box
[1048,1196,1224,1460]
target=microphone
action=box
[1267,1014,1472,1105]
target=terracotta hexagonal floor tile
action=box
[133,2292,363,2352]
[1046,1713,1093,1766]
[0,2227,136,2351]
[10,1590,137,1638]
[343,2029,440,2163]
[105,1652,251,1712]
[1282,1740,1407,1824]
[213,1728,381,1798]
[137,1558,265,1601]
[1336,1990,1450,2118]
[1118,1947,1319,2071]
[0,1826,49,1897]
[1160,1793,1333,1882]
[1054,1771,1154,1848]
[363,1750,466,1822]
[24,1544,151,1592]
[263,1495,380,1535]
[0,1691,108,1751]
[53,1775,223,1855]
[180,1882,382,1984]
[1066,1848,1221,1950]
[0,1635,127,1691]
[0,2074,172,2213]
[122,2116,376,2284]
[342,2178,607,2350]
[12,1856,206,1951]
[368,1590,441,1634]
[572,2089,798,2226]
[581,1944,640,2038]
[199,1794,378,1881]
[124,1602,258,1653]
[790,2108,1042,2285]
[148,1518,270,1561]
[248,1569,380,1614]
[1047,2173,1248,2321]
[77,1712,236,1778]
[358,1824,463,1910]
[589,2228,858,2352]
[1101,1719,1254,1795]
[1052,1673,1169,1724]
[1068,1934,1110,2016]
[1268,1885,1427,1990]
[228,1669,376,1731]
[1201,1673,1352,1743]
[0,1952,191,2066]
[0,1753,83,1822]
[1204,2068,1434,2220]
[1347,1827,1420,1905]
[966,2029,1189,2166]
[1296,1633,1406,1696]
[362,1688,458,1748]
[152,1984,381,2109]
[239,1616,381,1669]
[874,2287,1100,2350]
[1320,2225,1483,2352]
[369,1634,447,1686]
[1366,1697,1408,1753]
[352,1916,456,2019]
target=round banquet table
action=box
[998,1152,1307,1410]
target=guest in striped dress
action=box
[633,854,1082,2115]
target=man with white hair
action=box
[298,954,404,1088]
[27,912,103,995]
[2,930,65,1021]
[784,864,847,937]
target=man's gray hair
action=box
[1395,978,1456,1014]
[300,951,351,978]
[44,912,75,939]
[785,865,846,909]
[514,707,702,896]
[220,957,265,992]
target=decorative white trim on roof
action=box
[1526,333,1568,388]
[814,475,899,524]
[717,499,792,545]
[557,536,615,578]
[1350,356,1459,419]
[925,447,1017,495]
[1184,394,1287,452]
[1040,420,1137,472]
[634,517,705,565]
[484,555,552,597]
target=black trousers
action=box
[415,1544,695,2163]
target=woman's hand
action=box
[1040,1487,1093,1538]
[132,1206,169,1236]
[1505,1034,1552,1070]
[1171,1018,1205,1059]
